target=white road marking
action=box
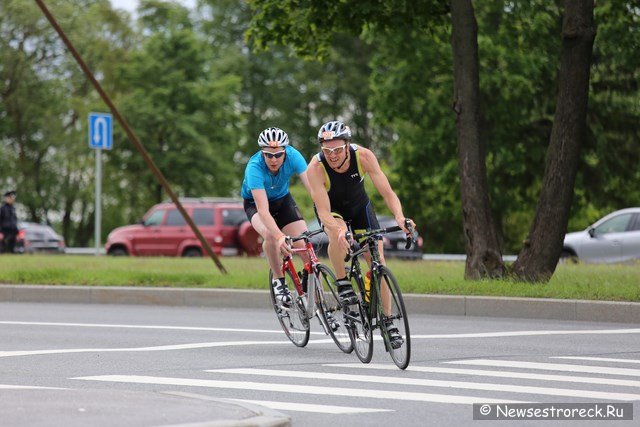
[3,321,640,340]
[0,384,66,390]
[0,321,325,335]
[552,356,640,365]
[0,340,295,358]
[208,368,640,401]
[412,328,640,339]
[445,359,640,377]
[72,375,529,405]
[326,363,640,388]
[227,399,392,414]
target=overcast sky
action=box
[109,0,196,15]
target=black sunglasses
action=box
[262,150,286,159]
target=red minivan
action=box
[105,199,262,257]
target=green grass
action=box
[0,254,638,302]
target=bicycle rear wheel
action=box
[377,265,411,369]
[315,264,353,353]
[269,269,310,347]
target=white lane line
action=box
[227,399,392,414]
[412,328,640,339]
[3,322,640,340]
[0,321,327,335]
[0,340,298,358]
[207,368,640,401]
[445,360,640,377]
[72,375,529,405]
[0,384,67,390]
[326,363,640,388]
[552,356,640,365]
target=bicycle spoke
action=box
[269,270,310,347]
[377,266,411,369]
[316,264,353,354]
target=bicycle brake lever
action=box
[404,219,414,250]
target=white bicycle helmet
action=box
[317,120,352,143]
[258,127,290,147]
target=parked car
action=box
[562,207,640,263]
[105,198,262,257]
[308,215,423,259]
[4,222,66,254]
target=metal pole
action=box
[35,0,227,273]
[95,148,102,255]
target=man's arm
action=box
[360,148,413,232]
[251,189,290,253]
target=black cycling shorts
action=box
[244,193,304,229]
[315,201,380,233]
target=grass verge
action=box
[0,254,638,302]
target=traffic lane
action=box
[2,302,640,377]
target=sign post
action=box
[89,112,113,255]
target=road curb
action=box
[1,284,639,324]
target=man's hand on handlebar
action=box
[279,234,293,255]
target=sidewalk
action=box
[1,284,639,324]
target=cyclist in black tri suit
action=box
[307,121,415,346]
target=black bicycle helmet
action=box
[317,120,352,143]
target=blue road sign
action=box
[89,112,113,150]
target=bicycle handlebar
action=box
[344,218,416,261]
[286,228,325,244]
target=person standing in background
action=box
[0,190,19,254]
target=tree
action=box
[246,0,597,282]
[511,0,595,281]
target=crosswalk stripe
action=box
[207,368,640,401]
[552,356,640,365]
[227,399,392,414]
[445,359,640,377]
[326,363,640,388]
[72,375,529,405]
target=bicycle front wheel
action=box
[269,269,310,347]
[377,265,411,369]
[345,271,373,363]
[315,264,353,353]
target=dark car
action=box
[308,215,423,259]
[105,198,262,257]
[8,222,66,254]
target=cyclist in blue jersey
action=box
[242,127,311,306]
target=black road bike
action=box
[344,220,414,369]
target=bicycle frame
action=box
[348,223,413,336]
[280,240,320,321]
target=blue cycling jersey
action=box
[241,145,307,201]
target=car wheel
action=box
[559,250,578,264]
[182,247,202,257]
[109,247,128,256]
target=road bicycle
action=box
[269,229,353,353]
[344,220,414,369]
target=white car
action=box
[562,208,640,263]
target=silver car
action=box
[562,208,640,263]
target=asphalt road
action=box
[1,302,639,426]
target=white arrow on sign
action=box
[92,117,108,147]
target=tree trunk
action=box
[511,0,595,282]
[450,0,505,279]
